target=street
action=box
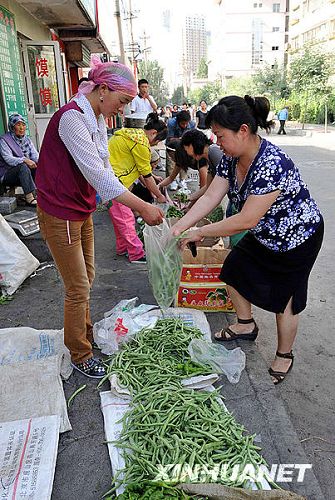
[256,129,335,500]
[0,127,334,500]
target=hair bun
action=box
[244,95,255,109]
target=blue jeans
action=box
[2,163,36,194]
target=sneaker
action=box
[130,256,146,263]
[71,357,106,379]
[170,180,178,191]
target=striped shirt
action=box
[58,94,126,202]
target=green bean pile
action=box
[113,480,208,499]
[104,319,270,495]
[166,206,184,218]
[114,387,266,489]
[100,319,212,392]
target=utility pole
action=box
[114,0,125,64]
[128,0,137,78]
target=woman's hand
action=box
[24,158,37,169]
[153,174,163,183]
[177,228,204,251]
[139,203,164,226]
[156,193,167,204]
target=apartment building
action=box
[209,0,289,81]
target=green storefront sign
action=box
[0,6,28,134]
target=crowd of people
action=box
[0,59,323,386]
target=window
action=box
[273,3,280,12]
[272,26,280,32]
[272,46,279,50]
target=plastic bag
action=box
[93,297,158,355]
[188,338,246,384]
[143,219,183,309]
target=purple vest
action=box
[0,133,24,178]
[36,101,96,221]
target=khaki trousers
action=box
[37,207,95,363]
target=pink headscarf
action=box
[78,55,137,98]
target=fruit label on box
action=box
[176,283,235,312]
[180,264,222,283]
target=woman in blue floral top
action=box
[172,95,324,385]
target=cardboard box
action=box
[176,246,235,312]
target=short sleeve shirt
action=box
[216,138,321,252]
[207,144,223,177]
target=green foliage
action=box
[171,85,186,105]
[196,57,208,78]
[252,62,289,109]
[137,60,169,106]
[188,80,224,106]
[225,76,256,98]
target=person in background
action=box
[171,104,179,118]
[166,110,196,190]
[277,106,288,135]
[158,141,208,192]
[196,100,208,131]
[36,58,164,379]
[0,113,38,206]
[130,78,157,116]
[180,128,223,206]
[188,102,194,120]
[172,95,323,385]
[107,113,167,263]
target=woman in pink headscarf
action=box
[36,58,164,379]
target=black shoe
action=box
[71,357,106,379]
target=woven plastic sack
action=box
[143,219,183,309]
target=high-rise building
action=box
[182,15,207,76]
[289,0,335,55]
[208,0,289,81]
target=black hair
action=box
[138,78,148,86]
[205,95,274,134]
[199,99,207,105]
[180,129,211,155]
[78,77,89,85]
[176,110,191,125]
[175,142,207,172]
[144,112,167,142]
[174,142,195,172]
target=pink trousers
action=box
[108,200,145,261]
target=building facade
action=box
[289,0,335,55]
[209,0,289,81]
[182,15,207,76]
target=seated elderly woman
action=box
[0,113,38,206]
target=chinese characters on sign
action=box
[27,45,60,114]
[0,6,28,126]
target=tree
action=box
[252,62,289,109]
[171,85,186,105]
[196,58,208,79]
[188,80,224,106]
[288,46,333,127]
[225,76,256,98]
[137,59,169,106]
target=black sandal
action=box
[268,350,294,385]
[214,318,259,342]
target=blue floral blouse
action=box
[217,138,322,252]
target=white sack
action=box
[0,214,39,295]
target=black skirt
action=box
[220,219,324,315]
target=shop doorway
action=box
[21,41,66,148]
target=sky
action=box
[119,0,221,90]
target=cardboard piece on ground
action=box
[0,415,60,500]
[0,328,72,433]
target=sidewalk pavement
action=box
[0,208,326,500]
